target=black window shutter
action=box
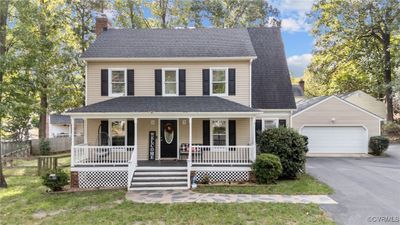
[127,69,134,96]
[101,69,108,96]
[279,119,287,128]
[229,120,236,146]
[179,69,186,95]
[127,120,135,146]
[100,120,108,146]
[155,69,162,95]
[228,68,236,96]
[255,119,262,140]
[202,120,210,145]
[202,69,210,95]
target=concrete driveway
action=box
[307,144,400,225]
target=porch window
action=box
[109,69,126,96]
[211,119,228,146]
[263,119,278,130]
[162,69,178,96]
[110,120,126,146]
[210,68,227,95]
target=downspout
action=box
[249,58,253,108]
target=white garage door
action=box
[301,126,368,154]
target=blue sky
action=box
[270,0,315,77]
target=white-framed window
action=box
[109,119,126,146]
[162,68,179,96]
[210,119,228,146]
[109,68,127,96]
[210,68,228,96]
[262,119,278,130]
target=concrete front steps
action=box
[129,167,188,191]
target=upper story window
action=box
[109,69,127,96]
[210,68,228,96]
[211,119,228,146]
[162,68,179,96]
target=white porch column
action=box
[71,117,75,167]
[134,117,138,166]
[83,118,88,144]
[251,117,256,161]
[188,117,192,189]
[188,117,192,165]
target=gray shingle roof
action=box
[50,114,83,124]
[68,96,259,113]
[293,96,329,115]
[50,114,71,124]
[292,85,304,97]
[82,28,256,58]
[248,28,296,109]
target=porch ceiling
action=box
[66,96,260,116]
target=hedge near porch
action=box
[257,127,308,179]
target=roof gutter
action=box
[82,56,257,62]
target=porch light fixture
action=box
[150,119,156,126]
[182,119,187,125]
[331,118,335,123]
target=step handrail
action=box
[127,146,137,190]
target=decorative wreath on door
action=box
[164,123,175,144]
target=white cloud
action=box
[287,53,312,77]
[281,17,310,32]
[271,0,314,33]
[278,0,315,14]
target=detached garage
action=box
[292,96,383,154]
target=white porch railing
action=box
[73,145,135,166]
[190,145,255,165]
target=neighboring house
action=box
[49,114,83,138]
[338,90,386,119]
[65,15,295,190]
[292,80,305,102]
[292,95,384,154]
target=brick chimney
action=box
[95,14,110,36]
[298,79,305,92]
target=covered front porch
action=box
[66,96,260,189]
[70,117,257,167]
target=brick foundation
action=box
[70,171,79,188]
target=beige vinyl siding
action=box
[344,91,386,119]
[292,97,380,137]
[137,118,159,160]
[86,61,250,106]
[87,119,100,145]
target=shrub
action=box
[198,174,210,184]
[369,136,389,156]
[258,127,307,179]
[382,122,400,137]
[41,168,69,191]
[39,138,50,155]
[252,153,282,184]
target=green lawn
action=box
[0,162,335,225]
[194,174,334,195]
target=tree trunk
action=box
[383,33,393,121]
[0,0,9,188]
[38,90,48,139]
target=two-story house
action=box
[66,15,295,190]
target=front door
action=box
[160,120,178,158]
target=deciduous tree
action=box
[308,0,400,121]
